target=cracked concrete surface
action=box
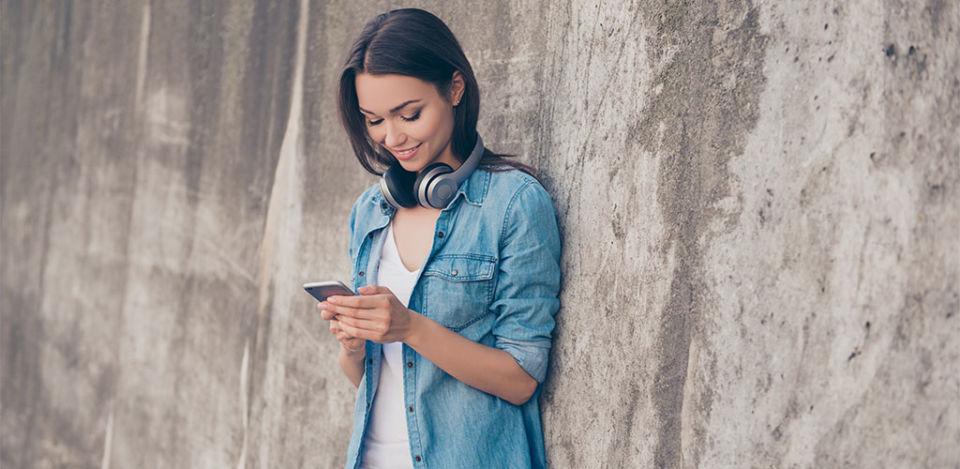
[2,1,957,467]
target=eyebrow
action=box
[358,99,421,116]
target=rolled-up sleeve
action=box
[490,180,562,383]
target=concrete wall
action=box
[2,0,957,467]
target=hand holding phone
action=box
[305,281,365,356]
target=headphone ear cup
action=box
[380,165,418,208]
[413,163,453,208]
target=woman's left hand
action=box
[318,285,419,343]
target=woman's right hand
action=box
[319,302,366,355]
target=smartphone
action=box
[303,280,355,302]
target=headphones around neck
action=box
[379,134,484,209]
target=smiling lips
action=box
[392,143,422,160]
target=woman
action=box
[317,8,561,469]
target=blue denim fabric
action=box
[342,168,562,469]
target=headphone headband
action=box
[447,134,484,188]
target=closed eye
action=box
[364,110,420,126]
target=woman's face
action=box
[355,72,464,173]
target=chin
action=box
[396,160,424,173]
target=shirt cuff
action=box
[496,336,552,383]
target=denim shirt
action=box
[342,167,562,469]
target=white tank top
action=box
[360,223,420,469]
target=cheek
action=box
[406,123,431,142]
[414,112,450,142]
[366,126,385,143]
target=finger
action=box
[331,322,360,343]
[358,285,392,296]
[337,315,385,333]
[320,309,337,321]
[329,295,395,314]
[320,302,377,320]
[326,294,365,305]
[331,320,358,335]
[326,296,365,308]
[326,294,386,309]
[336,320,371,341]
[340,338,364,353]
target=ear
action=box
[449,71,466,105]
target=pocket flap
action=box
[423,254,496,281]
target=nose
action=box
[383,121,406,149]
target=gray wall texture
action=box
[2,0,958,467]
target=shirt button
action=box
[408,406,414,412]
[437,231,444,238]
[358,271,364,276]
[450,269,458,276]
[406,361,413,368]
[368,358,373,365]
[415,455,422,462]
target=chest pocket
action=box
[421,254,497,331]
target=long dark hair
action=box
[337,8,535,177]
